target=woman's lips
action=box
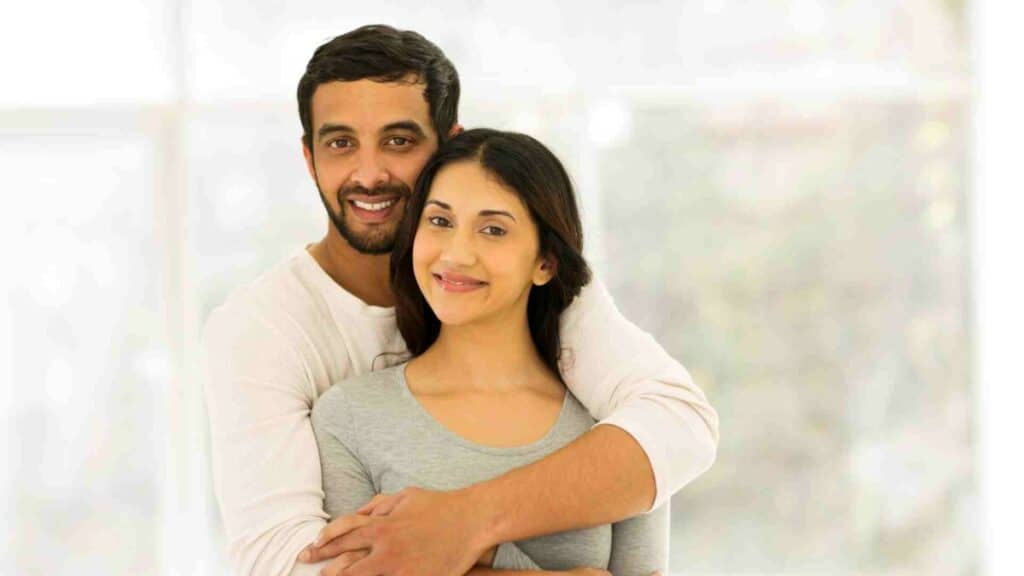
[432,271,488,293]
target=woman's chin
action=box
[433,310,480,327]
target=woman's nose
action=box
[439,231,476,266]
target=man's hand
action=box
[300,487,494,576]
[297,514,374,564]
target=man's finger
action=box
[305,535,369,564]
[369,494,402,516]
[356,491,404,516]
[330,524,377,555]
[335,548,386,576]
[318,549,370,576]
[314,514,374,549]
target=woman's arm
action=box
[467,568,611,576]
[310,391,377,518]
[606,502,671,576]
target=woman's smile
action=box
[432,270,489,293]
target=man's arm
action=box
[307,277,716,575]
[557,276,719,509]
[202,304,331,575]
[452,276,717,543]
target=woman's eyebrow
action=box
[426,200,517,222]
[478,209,517,222]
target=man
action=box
[203,25,718,576]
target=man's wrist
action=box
[459,482,504,553]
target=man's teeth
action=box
[352,199,397,211]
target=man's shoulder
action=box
[204,250,330,339]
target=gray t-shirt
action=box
[311,364,669,575]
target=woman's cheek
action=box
[411,233,436,294]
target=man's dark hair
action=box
[391,129,592,379]
[297,24,460,150]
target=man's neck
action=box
[308,228,394,307]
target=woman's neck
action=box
[410,313,560,396]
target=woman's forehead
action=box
[428,162,528,216]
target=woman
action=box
[312,129,669,575]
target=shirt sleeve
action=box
[606,502,671,576]
[558,276,719,509]
[202,304,331,576]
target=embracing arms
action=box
[303,278,716,575]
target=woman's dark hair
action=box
[391,129,591,378]
[297,24,460,149]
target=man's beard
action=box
[316,180,411,255]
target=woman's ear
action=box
[533,254,557,286]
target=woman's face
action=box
[412,160,553,329]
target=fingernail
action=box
[298,548,311,562]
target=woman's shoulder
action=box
[555,389,599,432]
[312,365,407,429]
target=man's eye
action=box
[427,215,451,227]
[481,225,506,237]
[386,136,413,147]
[327,138,353,149]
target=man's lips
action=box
[432,270,488,293]
[346,195,403,222]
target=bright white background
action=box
[1,1,1020,574]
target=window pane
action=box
[0,0,177,106]
[2,134,166,573]
[598,98,972,574]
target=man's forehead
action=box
[311,78,432,134]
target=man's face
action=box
[303,78,439,254]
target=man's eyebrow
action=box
[382,121,428,138]
[317,123,354,141]
[425,200,517,223]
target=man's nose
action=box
[349,148,390,190]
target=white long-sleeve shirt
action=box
[202,247,718,576]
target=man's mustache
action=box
[338,183,412,199]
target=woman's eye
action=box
[481,225,507,237]
[427,215,451,227]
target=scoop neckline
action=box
[391,363,572,456]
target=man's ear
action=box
[533,254,557,286]
[448,123,465,139]
[301,137,316,181]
